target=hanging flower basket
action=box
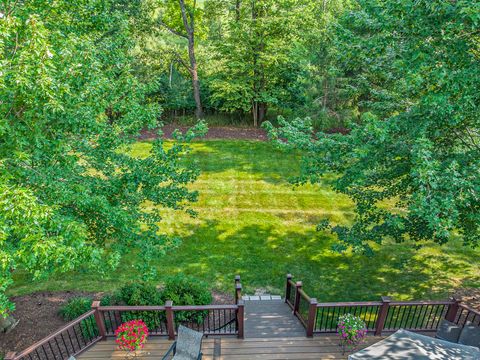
[337,313,367,354]
[115,319,149,358]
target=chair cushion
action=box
[458,325,480,348]
[175,325,203,359]
[436,319,462,342]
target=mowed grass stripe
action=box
[9,140,480,302]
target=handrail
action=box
[298,288,311,302]
[99,305,166,311]
[459,304,480,316]
[171,304,238,310]
[12,310,98,359]
[389,300,453,306]
[316,301,383,307]
[283,272,468,337]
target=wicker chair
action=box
[162,325,203,360]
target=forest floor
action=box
[140,123,268,141]
[4,138,480,354]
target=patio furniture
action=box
[348,329,480,360]
[459,324,480,348]
[436,319,462,342]
[162,325,203,360]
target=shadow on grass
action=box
[156,220,480,303]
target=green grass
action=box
[10,140,480,302]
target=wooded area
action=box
[1,0,479,322]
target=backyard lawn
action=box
[10,140,480,301]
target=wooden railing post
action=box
[91,301,107,340]
[374,296,391,336]
[445,298,460,322]
[235,275,241,286]
[293,281,303,315]
[166,300,176,340]
[285,274,292,304]
[235,283,242,304]
[306,298,318,338]
[237,300,245,339]
[5,352,16,360]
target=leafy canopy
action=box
[0,0,206,317]
[265,0,480,254]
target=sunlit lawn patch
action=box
[10,140,480,301]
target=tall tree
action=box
[159,0,203,118]
[0,0,206,317]
[206,0,309,126]
[266,0,480,253]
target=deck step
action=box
[242,294,282,301]
[244,300,306,338]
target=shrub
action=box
[118,282,162,306]
[115,319,148,353]
[337,313,367,354]
[160,274,212,323]
[59,297,92,321]
[116,282,162,330]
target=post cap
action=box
[287,273,292,279]
[381,296,392,303]
[91,300,101,309]
[295,281,303,287]
[310,297,318,305]
[165,300,173,307]
[235,275,241,281]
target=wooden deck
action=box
[244,300,306,338]
[78,335,386,360]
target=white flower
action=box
[46,50,53,59]
[0,12,5,19]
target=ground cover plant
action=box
[9,140,480,302]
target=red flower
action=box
[115,320,149,352]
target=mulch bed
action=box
[0,291,101,355]
[0,290,234,355]
[139,124,268,141]
[453,288,480,310]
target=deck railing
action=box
[5,310,100,360]
[454,304,480,327]
[284,273,478,337]
[96,302,243,339]
[6,275,244,360]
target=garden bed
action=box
[140,124,268,141]
[0,290,232,355]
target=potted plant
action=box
[115,319,149,358]
[337,313,367,354]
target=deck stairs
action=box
[242,295,306,338]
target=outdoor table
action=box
[348,329,480,360]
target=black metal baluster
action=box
[72,323,83,348]
[41,344,49,360]
[55,335,65,358]
[66,328,76,353]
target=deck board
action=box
[244,300,306,338]
[77,335,385,360]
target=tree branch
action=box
[178,0,193,36]
[172,50,192,74]
[158,19,188,39]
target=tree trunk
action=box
[252,101,258,127]
[189,43,203,118]
[178,0,203,118]
[258,102,267,123]
[235,0,241,22]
